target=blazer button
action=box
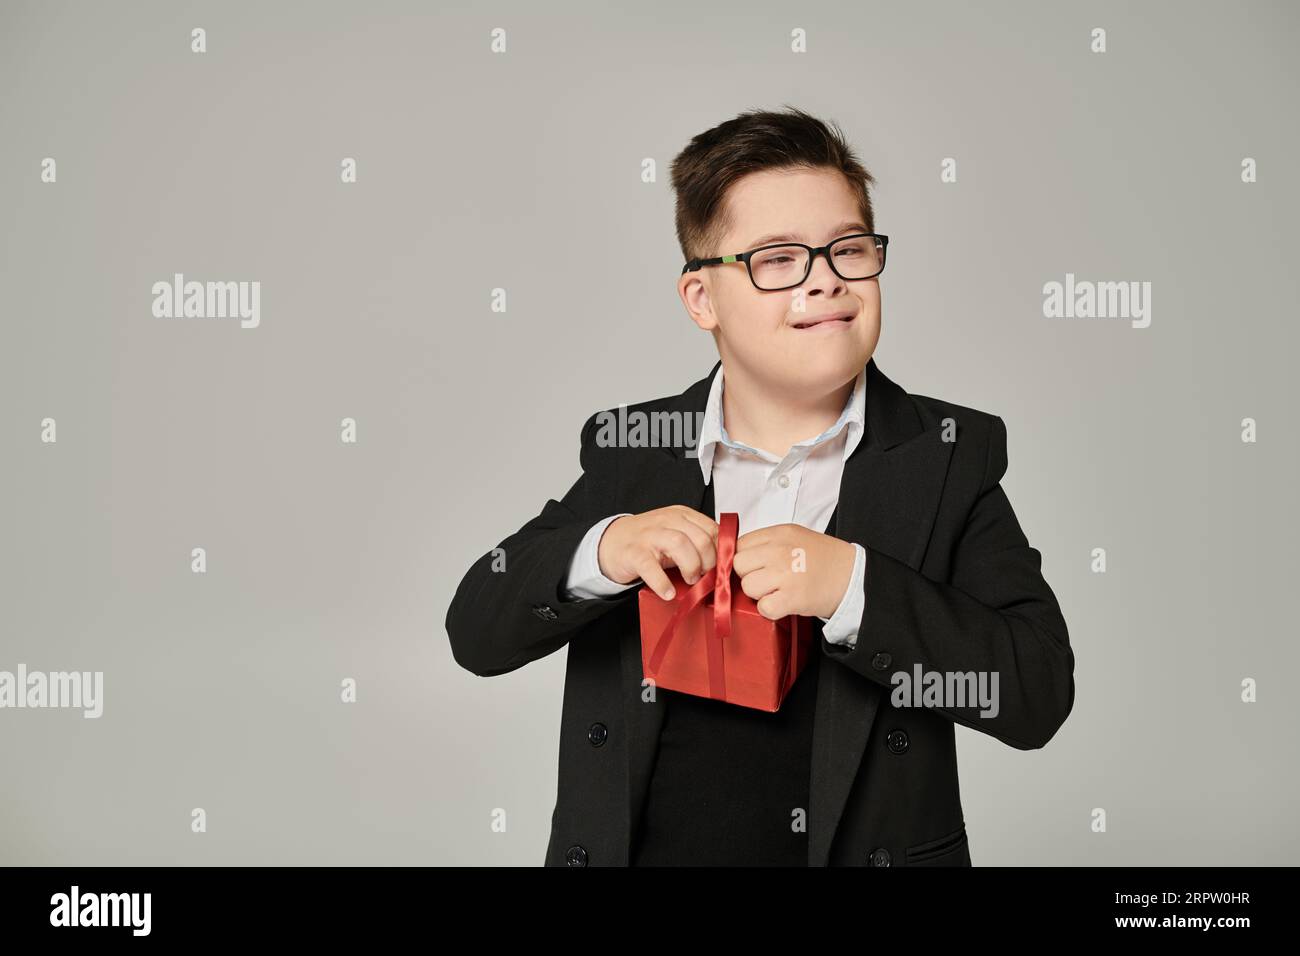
[587,722,608,746]
[868,847,892,867]
[871,652,892,671]
[532,604,559,622]
[886,729,910,755]
[564,844,588,866]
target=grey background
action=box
[2,0,1297,865]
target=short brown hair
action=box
[670,105,877,265]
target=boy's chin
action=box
[769,351,871,386]
[786,339,875,368]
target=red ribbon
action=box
[647,512,739,700]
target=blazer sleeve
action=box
[444,411,641,677]
[821,415,1076,750]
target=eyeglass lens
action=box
[749,235,884,290]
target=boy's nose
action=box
[803,253,848,294]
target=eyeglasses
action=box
[681,232,889,291]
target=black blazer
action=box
[445,356,1075,866]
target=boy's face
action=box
[678,166,881,396]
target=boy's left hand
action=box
[732,524,858,621]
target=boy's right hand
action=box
[596,505,719,601]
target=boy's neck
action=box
[719,364,855,460]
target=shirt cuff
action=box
[818,543,866,648]
[564,514,638,600]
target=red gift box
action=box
[638,512,812,712]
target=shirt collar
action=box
[696,364,867,484]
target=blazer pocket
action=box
[904,824,969,866]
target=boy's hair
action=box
[670,105,878,266]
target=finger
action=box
[737,565,781,602]
[650,528,705,584]
[729,541,772,578]
[755,589,789,621]
[635,556,678,601]
[736,526,776,550]
[667,517,717,574]
[674,507,719,544]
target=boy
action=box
[445,107,1074,866]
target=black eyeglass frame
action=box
[680,232,890,291]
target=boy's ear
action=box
[679,274,719,332]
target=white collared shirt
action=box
[563,365,869,647]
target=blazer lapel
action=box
[615,356,954,866]
[806,357,952,865]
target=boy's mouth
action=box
[791,310,856,330]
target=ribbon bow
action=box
[646,512,740,700]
